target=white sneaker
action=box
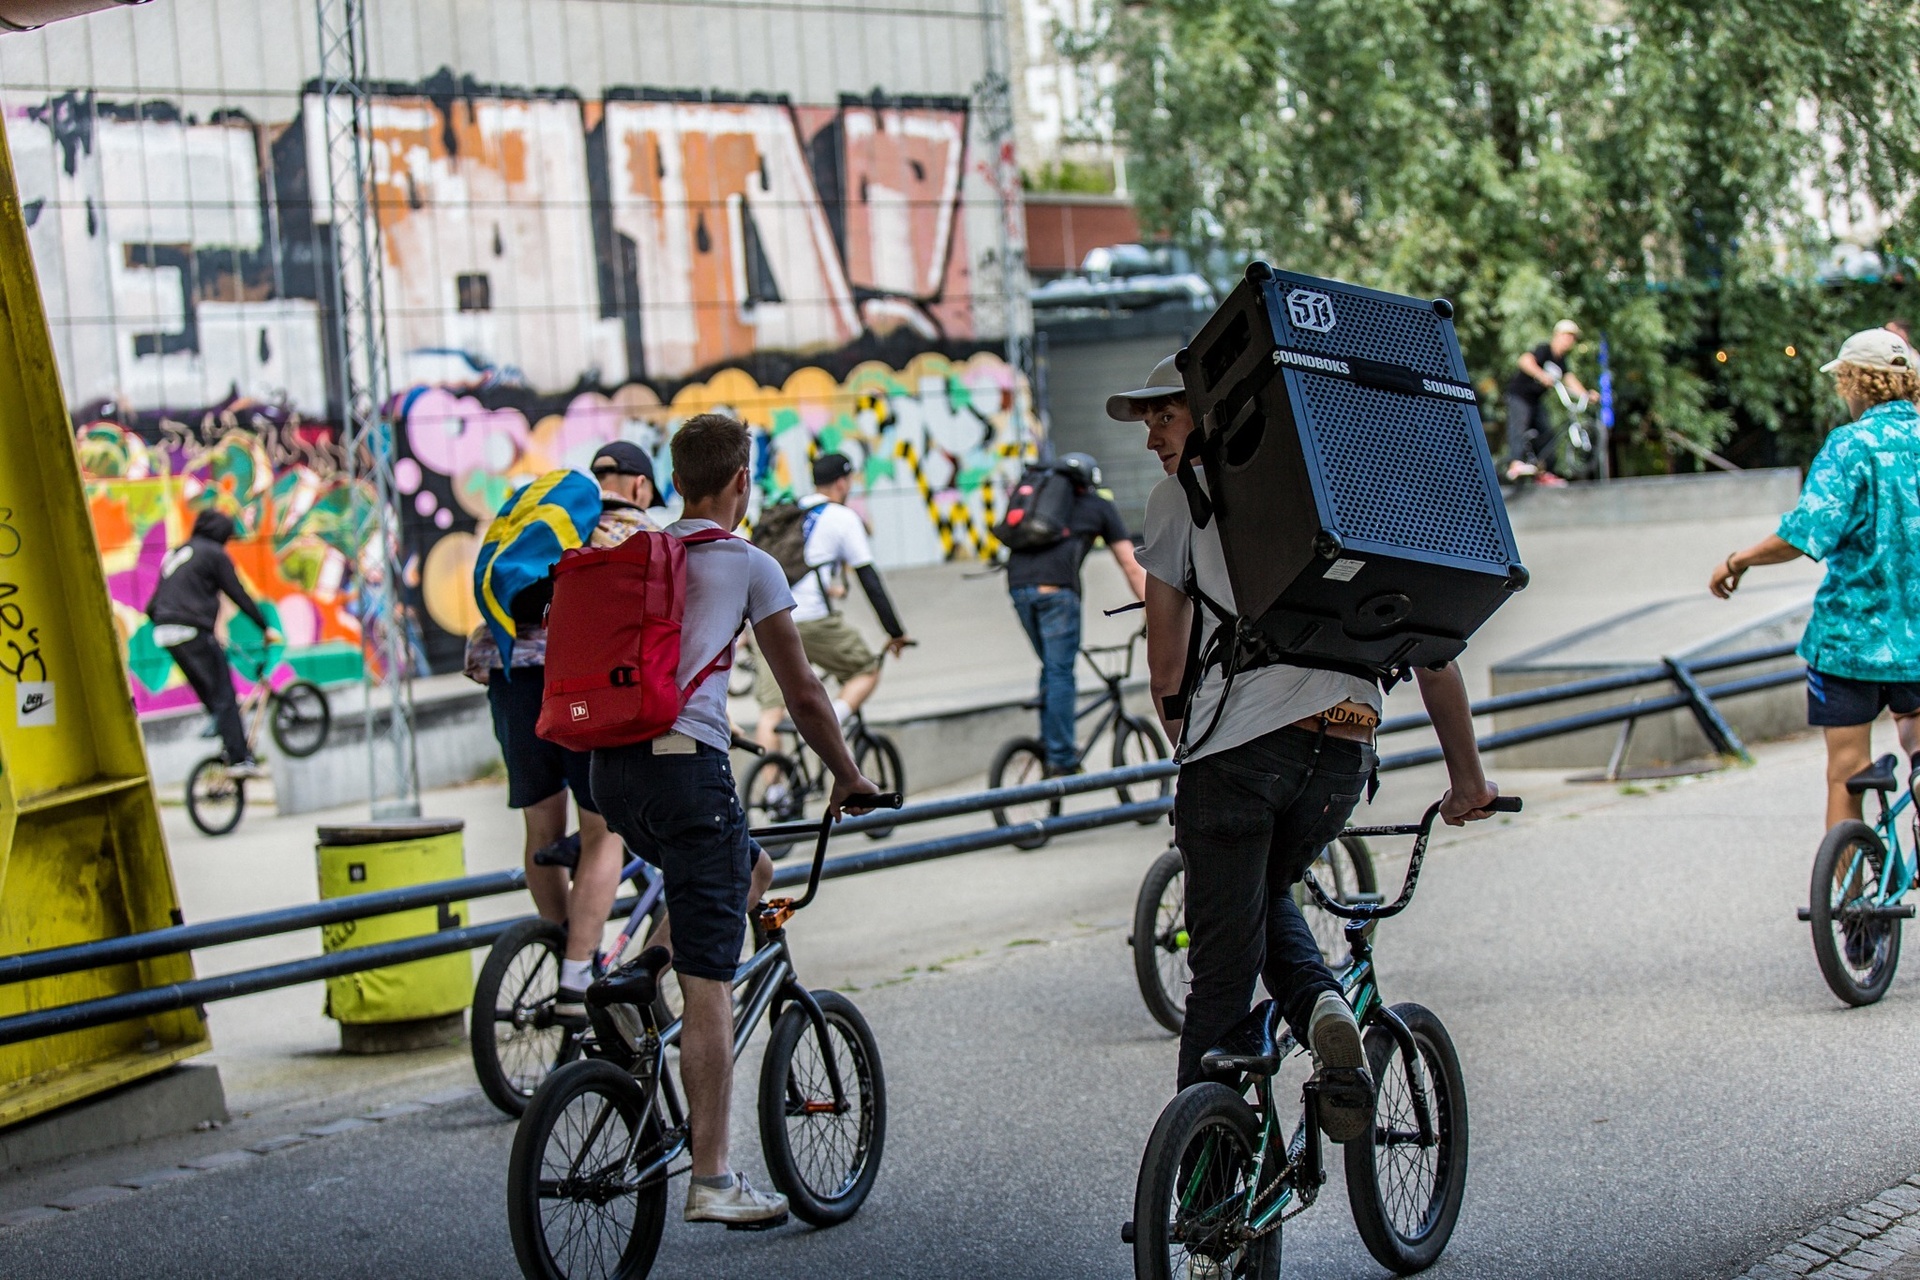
[1307,991,1373,1144]
[684,1172,788,1226]
[1184,1256,1227,1279]
[225,759,271,780]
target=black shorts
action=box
[591,741,754,983]
[1806,667,1920,728]
[487,667,598,812]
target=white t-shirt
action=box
[788,495,874,622]
[666,519,796,752]
[1135,471,1380,763]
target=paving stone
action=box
[1870,1200,1915,1222]
[362,1101,431,1121]
[1804,1234,1851,1258]
[1854,1240,1903,1261]
[415,1086,479,1106]
[302,1117,374,1138]
[246,1133,312,1154]
[113,1168,202,1190]
[1750,1265,1807,1280]
[1771,1250,1819,1275]
[0,1206,64,1228]
[1848,1208,1894,1231]
[1814,1263,1874,1280]
[1838,1251,1893,1275]
[180,1150,259,1171]
[46,1185,135,1210]
[1882,1186,1920,1212]
[1828,1221,1870,1243]
[1881,1224,1920,1250]
[1789,1244,1833,1265]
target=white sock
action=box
[830,698,853,726]
[560,959,592,991]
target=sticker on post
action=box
[16,681,53,727]
[1322,559,1366,582]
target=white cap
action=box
[1553,319,1582,339]
[1105,353,1186,421]
[1822,327,1918,373]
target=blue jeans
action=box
[1010,586,1081,770]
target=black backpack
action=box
[752,500,827,584]
[992,464,1077,551]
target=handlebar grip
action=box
[729,732,767,757]
[1488,796,1522,813]
[844,792,904,812]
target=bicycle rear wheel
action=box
[508,1058,667,1280]
[1295,836,1376,971]
[472,918,577,1117]
[270,680,331,757]
[1810,820,1903,1006]
[1132,847,1190,1035]
[744,752,808,857]
[1345,1002,1469,1274]
[852,729,904,840]
[989,736,1057,850]
[185,757,245,836]
[1112,714,1170,820]
[758,990,886,1226]
[1132,1082,1281,1280]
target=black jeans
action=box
[1174,725,1377,1089]
[1505,392,1557,473]
[169,634,251,764]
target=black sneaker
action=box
[551,986,589,1028]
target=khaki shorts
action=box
[754,614,881,709]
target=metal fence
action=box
[0,642,1802,1047]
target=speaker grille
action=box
[1280,286,1456,380]
[1300,378,1509,565]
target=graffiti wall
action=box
[9,72,1035,691]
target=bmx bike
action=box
[1128,795,1521,1279]
[506,795,901,1280]
[1798,752,1920,1005]
[183,649,331,836]
[740,659,908,852]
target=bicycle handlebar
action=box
[1303,794,1522,923]
[750,792,904,918]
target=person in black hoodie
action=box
[147,508,281,778]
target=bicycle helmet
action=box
[1054,452,1102,490]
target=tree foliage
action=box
[1080,0,1920,466]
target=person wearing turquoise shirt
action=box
[1711,327,1920,827]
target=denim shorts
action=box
[590,741,752,982]
[487,667,597,813]
[1807,668,1920,728]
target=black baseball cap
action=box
[591,441,666,507]
[812,452,855,486]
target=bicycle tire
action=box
[472,918,577,1117]
[1132,847,1190,1035]
[1132,1082,1282,1280]
[185,757,245,836]
[989,735,1057,850]
[507,1058,667,1280]
[1295,836,1377,971]
[852,729,905,840]
[743,751,808,857]
[270,680,332,758]
[1810,820,1903,1006]
[758,989,887,1226]
[728,642,757,698]
[1345,1002,1470,1274]
[1112,714,1170,820]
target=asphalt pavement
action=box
[7,732,1920,1278]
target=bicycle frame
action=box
[1858,786,1919,904]
[1062,631,1144,769]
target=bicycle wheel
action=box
[1112,714,1171,820]
[989,736,1058,850]
[851,729,905,840]
[1132,1082,1282,1280]
[1295,836,1377,972]
[758,989,887,1226]
[508,1058,667,1280]
[185,757,245,836]
[1345,1002,1469,1274]
[743,752,808,857]
[729,641,757,698]
[270,680,331,757]
[1810,820,1903,1006]
[1132,847,1190,1035]
[473,918,578,1117]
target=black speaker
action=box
[1176,262,1527,677]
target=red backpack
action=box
[534,528,738,751]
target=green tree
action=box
[1079,0,1920,467]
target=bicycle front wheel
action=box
[185,757,245,836]
[1345,1002,1469,1274]
[1810,820,1903,1006]
[852,730,904,839]
[508,1058,667,1280]
[989,736,1058,850]
[743,752,808,857]
[1132,1082,1281,1280]
[270,680,331,757]
[1132,847,1189,1035]
[472,918,577,1117]
[1295,836,1377,971]
[1112,714,1170,820]
[758,989,886,1226]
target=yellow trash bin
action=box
[316,818,470,1053]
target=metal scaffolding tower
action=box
[315,0,420,818]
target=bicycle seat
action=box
[1200,999,1284,1079]
[1847,754,1901,795]
[588,946,671,1011]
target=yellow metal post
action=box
[0,114,209,1123]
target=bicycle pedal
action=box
[1797,907,1812,921]
[1120,1220,1136,1245]
[723,1212,789,1232]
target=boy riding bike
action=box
[1111,353,1505,1140]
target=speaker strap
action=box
[1174,427,1212,529]
[1269,346,1479,406]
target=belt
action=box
[1287,701,1379,743]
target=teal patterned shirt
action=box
[1778,398,1920,682]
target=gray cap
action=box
[1105,353,1186,421]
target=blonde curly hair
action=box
[1835,361,1920,407]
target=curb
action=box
[1741,1176,1920,1278]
